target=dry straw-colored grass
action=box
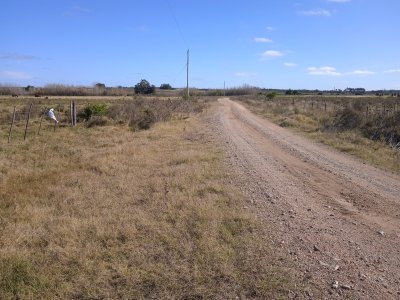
[240,96,400,173]
[0,98,292,299]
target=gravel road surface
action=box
[211,98,400,299]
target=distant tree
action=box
[95,83,106,89]
[25,85,35,92]
[159,83,172,90]
[285,89,299,95]
[266,92,277,100]
[134,79,155,94]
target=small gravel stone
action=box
[341,284,351,290]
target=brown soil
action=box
[210,98,400,299]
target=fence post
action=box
[70,100,73,126]
[38,110,45,135]
[24,102,33,141]
[73,100,77,126]
[8,106,16,143]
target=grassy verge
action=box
[238,96,400,173]
[0,101,293,299]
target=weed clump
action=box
[362,111,400,148]
[86,116,108,127]
[108,98,205,130]
[128,108,155,131]
[332,107,363,131]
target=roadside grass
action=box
[0,100,293,299]
[239,97,400,173]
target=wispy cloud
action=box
[308,66,375,76]
[254,37,273,43]
[298,9,332,16]
[327,0,350,3]
[0,53,36,61]
[261,50,284,58]
[65,5,91,16]
[72,5,90,13]
[128,25,150,33]
[266,26,275,31]
[0,70,33,80]
[234,72,257,77]
[284,62,297,67]
[308,66,340,76]
[349,70,375,76]
[384,69,400,73]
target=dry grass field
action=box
[239,95,400,173]
[0,96,293,299]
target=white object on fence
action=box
[47,108,59,123]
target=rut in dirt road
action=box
[212,98,400,299]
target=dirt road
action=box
[211,98,400,299]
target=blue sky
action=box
[1,0,399,90]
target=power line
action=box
[164,0,187,46]
[170,62,187,86]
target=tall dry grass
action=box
[239,95,400,173]
[0,98,294,299]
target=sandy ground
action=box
[210,98,400,299]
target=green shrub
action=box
[80,103,109,121]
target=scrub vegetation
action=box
[239,95,400,173]
[0,95,294,299]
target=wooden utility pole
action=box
[224,81,226,96]
[186,49,189,99]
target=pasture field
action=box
[238,95,400,173]
[0,96,294,299]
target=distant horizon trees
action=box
[134,79,155,94]
[159,83,172,90]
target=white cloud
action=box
[308,66,340,76]
[65,5,91,16]
[327,0,350,2]
[266,26,275,31]
[349,70,375,76]
[261,50,284,58]
[0,70,33,80]
[72,5,90,13]
[284,62,297,67]
[234,72,257,77]
[384,69,400,73]
[307,67,376,77]
[254,37,273,43]
[298,9,332,16]
[0,53,36,61]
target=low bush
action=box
[362,111,400,148]
[128,108,156,131]
[80,103,109,121]
[86,116,108,127]
[108,98,205,130]
[332,107,364,131]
